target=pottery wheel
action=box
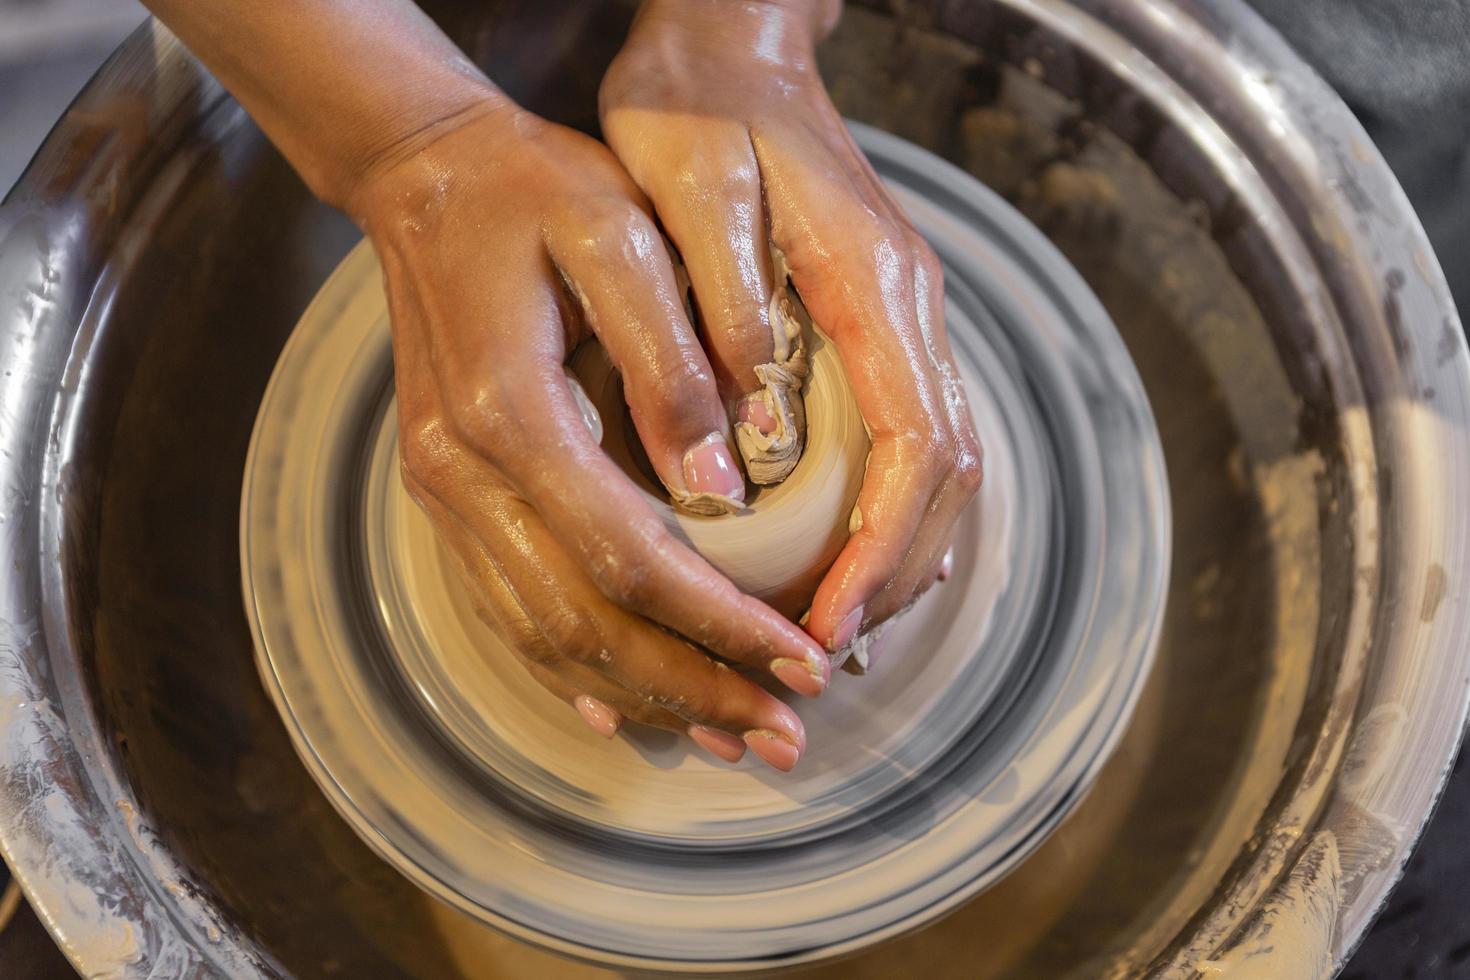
[241,125,1170,971]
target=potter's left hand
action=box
[601,0,982,657]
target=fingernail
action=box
[939,548,955,581]
[744,730,801,772]
[832,606,864,650]
[574,695,620,738]
[771,657,827,697]
[689,725,746,763]
[737,395,778,435]
[683,434,745,501]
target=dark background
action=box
[0,0,1465,975]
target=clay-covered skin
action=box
[139,0,975,767]
[356,111,831,770]
[601,0,983,653]
[140,0,832,770]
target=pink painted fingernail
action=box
[737,396,778,435]
[744,730,801,772]
[939,548,955,581]
[574,695,620,738]
[683,434,745,501]
[832,606,864,650]
[689,725,746,762]
[771,657,827,698]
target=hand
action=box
[350,101,830,770]
[600,0,983,658]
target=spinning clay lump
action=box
[568,250,871,635]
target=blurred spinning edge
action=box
[0,0,144,62]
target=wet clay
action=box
[569,318,869,621]
[733,247,815,487]
[70,5,1325,979]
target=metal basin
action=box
[1,0,1466,976]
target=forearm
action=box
[141,0,510,209]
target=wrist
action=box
[333,88,521,224]
[636,0,839,49]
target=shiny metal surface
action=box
[0,2,1466,977]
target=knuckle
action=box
[398,417,452,490]
[500,611,544,651]
[594,559,658,611]
[456,407,507,460]
[901,223,934,257]
[705,304,779,367]
[664,683,716,723]
[901,426,954,475]
[909,235,943,284]
[619,698,673,730]
[953,445,985,498]
[624,131,758,202]
[946,415,985,495]
[588,522,680,612]
[537,603,599,661]
[852,214,908,260]
[653,661,727,721]
[711,664,755,716]
[444,380,521,463]
[641,351,715,418]
[572,204,651,266]
[515,634,561,669]
[680,155,760,205]
[600,52,669,114]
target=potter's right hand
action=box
[349,101,829,771]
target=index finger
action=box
[548,205,747,515]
